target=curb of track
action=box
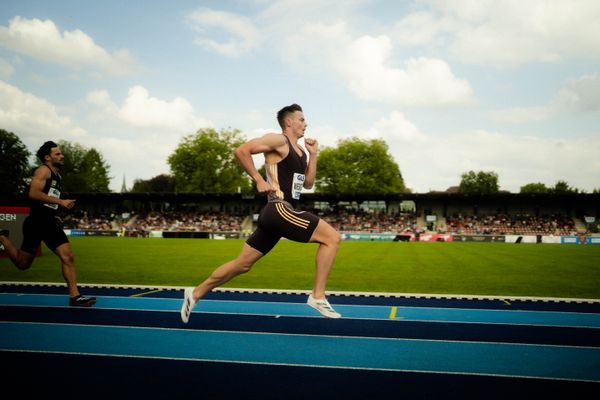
[2,281,599,304]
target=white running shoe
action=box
[181,287,197,323]
[307,294,341,319]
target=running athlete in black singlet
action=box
[0,141,96,307]
[246,135,321,254]
[181,104,342,322]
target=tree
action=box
[551,180,579,194]
[167,128,252,193]
[520,182,549,193]
[459,170,499,194]
[131,174,176,192]
[316,137,405,194]
[58,141,111,192]
[0,129,32,196]
[80,149,111,192]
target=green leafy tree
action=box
[551,180,579,194]
[316,137,405,194]
[80,149,111,192]
[131,174,176,192]
[0,129,32,196]
[168,128,252,193]
[520,182,549,193]
[57,141,111,192]
[459,170,499,194]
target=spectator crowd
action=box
[63,209,581,237]
[444,213,577,236]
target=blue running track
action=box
[1,283,599,399]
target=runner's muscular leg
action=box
[53,243,80,298]
[0,235,35,270]
[192,243,264,301]
[309,219,341,299]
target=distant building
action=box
[121,175,128,193]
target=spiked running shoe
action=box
[307,294,341,319]
[181,287,197,323]
[69,295,96,307]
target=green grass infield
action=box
[1,237,599,299]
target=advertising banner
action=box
[505,235,537,243]
[541,236,562,244]
[0,206,38,256]
[341,232,397,241]
[587,236,600,245]
[455,235,506,242]
[65,229,119,237]
[561,236,580,244]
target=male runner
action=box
[180,104,341,322]
[0,141,96,307]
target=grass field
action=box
[1,237,600,299]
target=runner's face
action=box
[47,147,65,167]
[290,111,307,137]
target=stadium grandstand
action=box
[3,191,596,243]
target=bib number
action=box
[44,187,60,210]
[292,173,305,200]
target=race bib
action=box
[292,173,305,200]
[44,187,60,210]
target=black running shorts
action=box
[20,215,69,254]
[246,201,320,255]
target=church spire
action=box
[121,174,128,193]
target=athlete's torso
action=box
[265,136,307,206]
[30,165,62,219]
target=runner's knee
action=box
[59,251,74,266]
[16,260,33,270]
[236,259,254,273]
[16,252,34,270]
[323,226,341,247]
[329,231,341,248]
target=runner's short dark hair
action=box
[277,104,303,129]
[36,141,58,162]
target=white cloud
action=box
[340,44,475,106]
[0,16,137,74]
[86,89,119,115]
[118,86,212,132]
[392,11,455,47]
[554,74,600,113]
[486,107,550,124]
[186,8,261,56]
[281,21,348,74]
[366,111,426,143]
[0,58,14,79]
[284,22,474,107]
[0,80,210,192]
[0,80,86,144]
[399,0,600,66]
[487,74,600,123]
[83,86,214,190]
[91,135,179,191]
[86,85,212,133]
[187,6,474,107]
[364,113,600,193]
[259,0,363,21]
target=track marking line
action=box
[389,306,404,320]
[130,289,163,298]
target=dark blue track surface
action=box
[1,283,599,399]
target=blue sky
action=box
[1,0,599,193]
